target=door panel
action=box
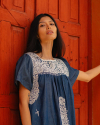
[0,0,88,124]
[0,0,34,124]
[36,0,88,125]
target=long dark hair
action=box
[26,13,66,58]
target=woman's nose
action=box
[47,24,51,29]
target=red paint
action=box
[92,0,100,124]
[0,0,90,124]
[0,1,34,124]
[88,0,92,125]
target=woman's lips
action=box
[46,30,53,34]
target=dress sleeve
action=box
[15,53,33,91]
[61,57,79,86]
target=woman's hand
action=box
[77,65,100,82]
[19,83,32,125]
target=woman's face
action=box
[38,16,57,43]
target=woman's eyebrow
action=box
[39,20,54,24]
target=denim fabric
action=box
[15,53,79,125]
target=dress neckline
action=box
[33,52,56,61]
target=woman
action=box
[15,13,100,125]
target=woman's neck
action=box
[37,41,54,60]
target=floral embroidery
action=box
[59,97,70,125]
[26,52,69,104]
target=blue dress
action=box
[15,52,79,125]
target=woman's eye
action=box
[40,24,45,27]
[50,23,55,25]
[40,23,55,27]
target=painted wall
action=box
[92,0,100,124]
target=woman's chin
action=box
[46,36,57,40]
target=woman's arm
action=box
[19,83,32,125]
[77,65,100,82]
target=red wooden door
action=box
[36,0,88,125]
[0,0,34,124]
[0,0,88,125]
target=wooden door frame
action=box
[88,0,92,124]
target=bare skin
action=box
[37,16,100,82]
[19,16,100,125]
[19,16,57,125]
[19,83,31,125]
[37,16,57,60]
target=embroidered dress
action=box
[15,52,79,125]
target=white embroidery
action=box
[29,74,39,104]
[35,109,39,116]
[26,52,69,104]
[59,97,70,125]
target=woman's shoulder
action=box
[17,53,31,62]
[59,57,67,61]
[15,52,33,90]
[16,52,35,67]
[58,57,69,64]
[57,57,72,69]
[18,52,37,61]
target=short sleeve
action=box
[61,57,79,86]
[15,53,33,91]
